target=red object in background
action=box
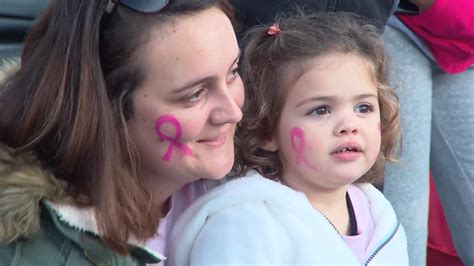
[427,174,463,266]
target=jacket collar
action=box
[43,201,165,263]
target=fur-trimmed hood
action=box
[0,141,69,243]
[1,59,69,243]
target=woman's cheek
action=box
[154,114,193,162]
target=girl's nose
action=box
[334,118,359,136]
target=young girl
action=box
[168,12,408,265]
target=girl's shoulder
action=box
[167,173,320,265]
[186,172,306,215]
[169,172,312,244]
[351,183,399,218]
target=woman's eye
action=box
[227,66,240,84]
[186,88,205,103]
[308,105,331,116]
[355,103,375,113]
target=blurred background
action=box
[0,0,49,61]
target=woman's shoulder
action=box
[0,143,162,265]
[0,203,162,266]
[0,204,92,266]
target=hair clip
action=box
[106,0,120,14]
[267,23,281,36]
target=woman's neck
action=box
[142,172,196,216]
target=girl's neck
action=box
[282,177,352,235]
[312,190,352,236]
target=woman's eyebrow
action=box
[171,77,213,95]
[172,50,241,94]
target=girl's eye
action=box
[355,103,375,113]
[308,105,331,116]
[186,88,205,103]
[227,66,240,84]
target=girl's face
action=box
[263,53,381,192]
[127,7,244,186]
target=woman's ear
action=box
[260,137,278,152]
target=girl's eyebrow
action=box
[355,93,378,100]
[171,50,241,95]
[295,93,378,108]
[296,96,336,108]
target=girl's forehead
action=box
[281,54,379,101]
[282,53,379,89]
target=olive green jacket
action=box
[0,60,163,265]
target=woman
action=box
[0,0,243,265]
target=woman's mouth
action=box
[197,133,227,147]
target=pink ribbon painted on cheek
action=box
[290,127,319,172]
[155,115,193,161]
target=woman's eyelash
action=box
[184,88,205,103]
[228,66,240,82]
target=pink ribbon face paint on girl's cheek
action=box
[155,115,193,161]
[290,127,319,172]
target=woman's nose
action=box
[210,84,243,125]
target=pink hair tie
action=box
[267,23,281,36]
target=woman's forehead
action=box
[138,7,239,92]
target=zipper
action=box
[311,192,355,238]
[364,221,400,265]
[316,208,343,238]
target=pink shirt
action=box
[343,184,376,263]
[147,180,208,265]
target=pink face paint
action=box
[290,127,319,172]
[155,115,193,161]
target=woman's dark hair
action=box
[235,11,400,184]
[0,0,234,254]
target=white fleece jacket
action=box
[168,173,408,265]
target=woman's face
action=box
[127,7,243,186]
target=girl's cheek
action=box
[290,127,319,172]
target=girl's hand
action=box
[409,0,436,12]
